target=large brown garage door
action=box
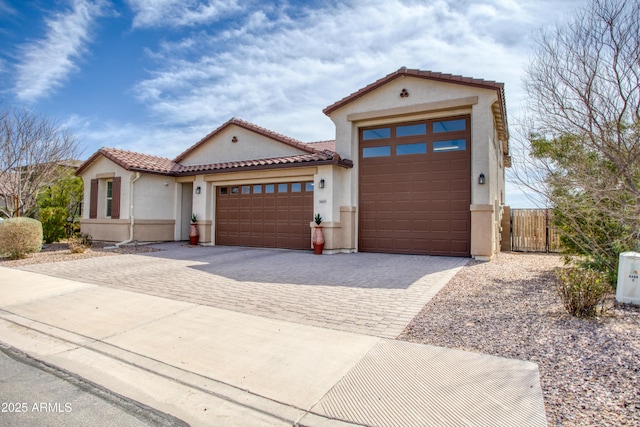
[359,116,471,256]
[216,181,314,250]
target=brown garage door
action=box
[359,116,471,256]
[216,181,314,250]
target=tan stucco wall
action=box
[80,219,130,242]
[79,157,133,220]
[179,125,308,166]
[133,219,175,241]
[134,174,175,219]
[78,156,179,242]
[327,76,507,259]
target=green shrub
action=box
[68,233,92,254]
[0,217,43,259]
[556,266,612,317]
[65,221,81,238]
[39,207,68,243]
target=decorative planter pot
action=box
[312,226,324,255]
[189,223,199,245]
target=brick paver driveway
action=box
[19,243,468,338]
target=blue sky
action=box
[0,0,584,207]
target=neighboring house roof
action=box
[322,67,509,150]
[174,117,327,163]
[76,120,352,178]
[0,171,17,195]
[57,159,84,169]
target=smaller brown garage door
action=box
[216,181,314,250]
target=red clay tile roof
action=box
[76,121,351,177]
[174,117,326,163]
[76,147,176,176]
[323,67,506,116]
[306,140,336,151]
[174,151,351,175]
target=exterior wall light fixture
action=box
[478,173,486,185]
[195,186,201,194]
[232,136,238,143]
[319,179,325,189]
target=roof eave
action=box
[171,157,353,177]
[323,68,506,116]
[173,118,320,163]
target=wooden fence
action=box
[510,208,562,253]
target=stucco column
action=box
[191,176,212,244]
[470,204,495,261]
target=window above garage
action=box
[359,116,470,159]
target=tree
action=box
[37,169,84,218]
[515,0,640,283]
[36,169,84,242]
[0,106,81,218]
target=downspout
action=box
[114,172,141,248]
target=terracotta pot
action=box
[312,226,324,255]
[189,223,199,245]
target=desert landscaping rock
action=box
[400,252,640,427]
[0,242,161,267]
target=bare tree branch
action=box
[512,0,640,280]
[0,106,81,218]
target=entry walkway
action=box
[0,251,548,426]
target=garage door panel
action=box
[450,240,470,255]
[359,116,470,256]
[373,219,394,232]
[450,199,470,211]
[450,178,469,191]
[451,219,470,231]
[216,181,313,250]
[430,160,451,171]
[429,200,451,212]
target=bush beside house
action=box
[0,217,43,259]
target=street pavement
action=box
[0,343,187,426]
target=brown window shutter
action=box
[111,177,121,219]
[90,179,98,219]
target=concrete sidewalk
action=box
[0,266,547,426]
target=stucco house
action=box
[76,68,510,260]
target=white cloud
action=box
[66,113,205,159]
[0,0,16,15]
[131,0,546,142]
[14,0,108,103]
[126,0,243,28]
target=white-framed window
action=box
[106,179,113,218]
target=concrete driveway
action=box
[18,243,468,338]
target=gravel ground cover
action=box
[0,241,161,267]
[400,252,640,427]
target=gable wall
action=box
[179,125,309,166]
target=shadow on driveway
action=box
[140,243,469,289]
